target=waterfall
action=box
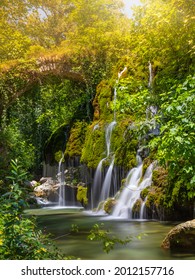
[118,66,127,80]
[57,155,66,206]
[148,61,153,88]
[91,67,127,208]
[105,121,116,157]
[112,159,154,219]
[140,197,147,219]
[100,157,115,201]
[92,158,106,208]
[113,87,117,121]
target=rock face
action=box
[161,219,195,252]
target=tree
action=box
[130,0,195,93]
[150,76,195,205]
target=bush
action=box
[0,159,65,260]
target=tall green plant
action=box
[0,160,64,259]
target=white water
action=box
[112,160,154,219]
[118,66,127,80]
[113,87,117,121]
[58,156,66,206]
[148,61,153,88]
[140,197,147,219]
[105,121,116,157]
[100,157,115,201]
[92,158,106,208]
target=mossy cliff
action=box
[81,78,138,170]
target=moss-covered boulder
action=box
[104,198,116,214]
[161,219,195,252]
[76,184,88,206]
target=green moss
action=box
[143,167,167,208]
[142,157,153,175]
[145,187,165,209]
[54,150,64,162]
[81,121,106,168]
[104,198,116,214]
[132,199,141,213]
[65,121,87,158]
[152,167,168,188]
[76,185,88,206]
[140,188,149,200]
[113,121,138,169]
[94,80,114,121]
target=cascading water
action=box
[91,158,106,208]
[91,67,127,208]
[105,121,116,157]
[100,157,115,201]
[57,155,66,207]
[92,120,116,207]
[140,196,147,219]
[112,157,154,219]
[148,61,153,88]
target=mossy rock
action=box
[65,121,88,158]
[144,166,168,210]
[140,188,149,200]
[81,121,106,168]
[161,219,195,252]
[152,166,168,188]
[142,157,153,175]
[145,186,165,209]
[132,199,142,213]
[104,198,116,214]
[76,185,88,206]
[112,119,138,169]
[95,80,114,120]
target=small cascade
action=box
[56,155,80,207]
[112,159,154,219]
[100,157,115,201]
[113,87,117,121]
[148,61,153,88]
[118,66,127,80]
[105,121,116,157]
[92,158,106,208]
[57,155,66,207]
[140,197,147,219]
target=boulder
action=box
[34,177,59,201]
[161,219,195,252]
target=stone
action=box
[161,219,195,252]
[34,177,58,201]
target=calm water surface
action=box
[26,208,195,260]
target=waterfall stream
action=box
[100,157,115,201]
[112,159,154,219]
[57,155,66,207]
[91,67,128,208]
[105,121,116,157]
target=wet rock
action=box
[161,219,195,252]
